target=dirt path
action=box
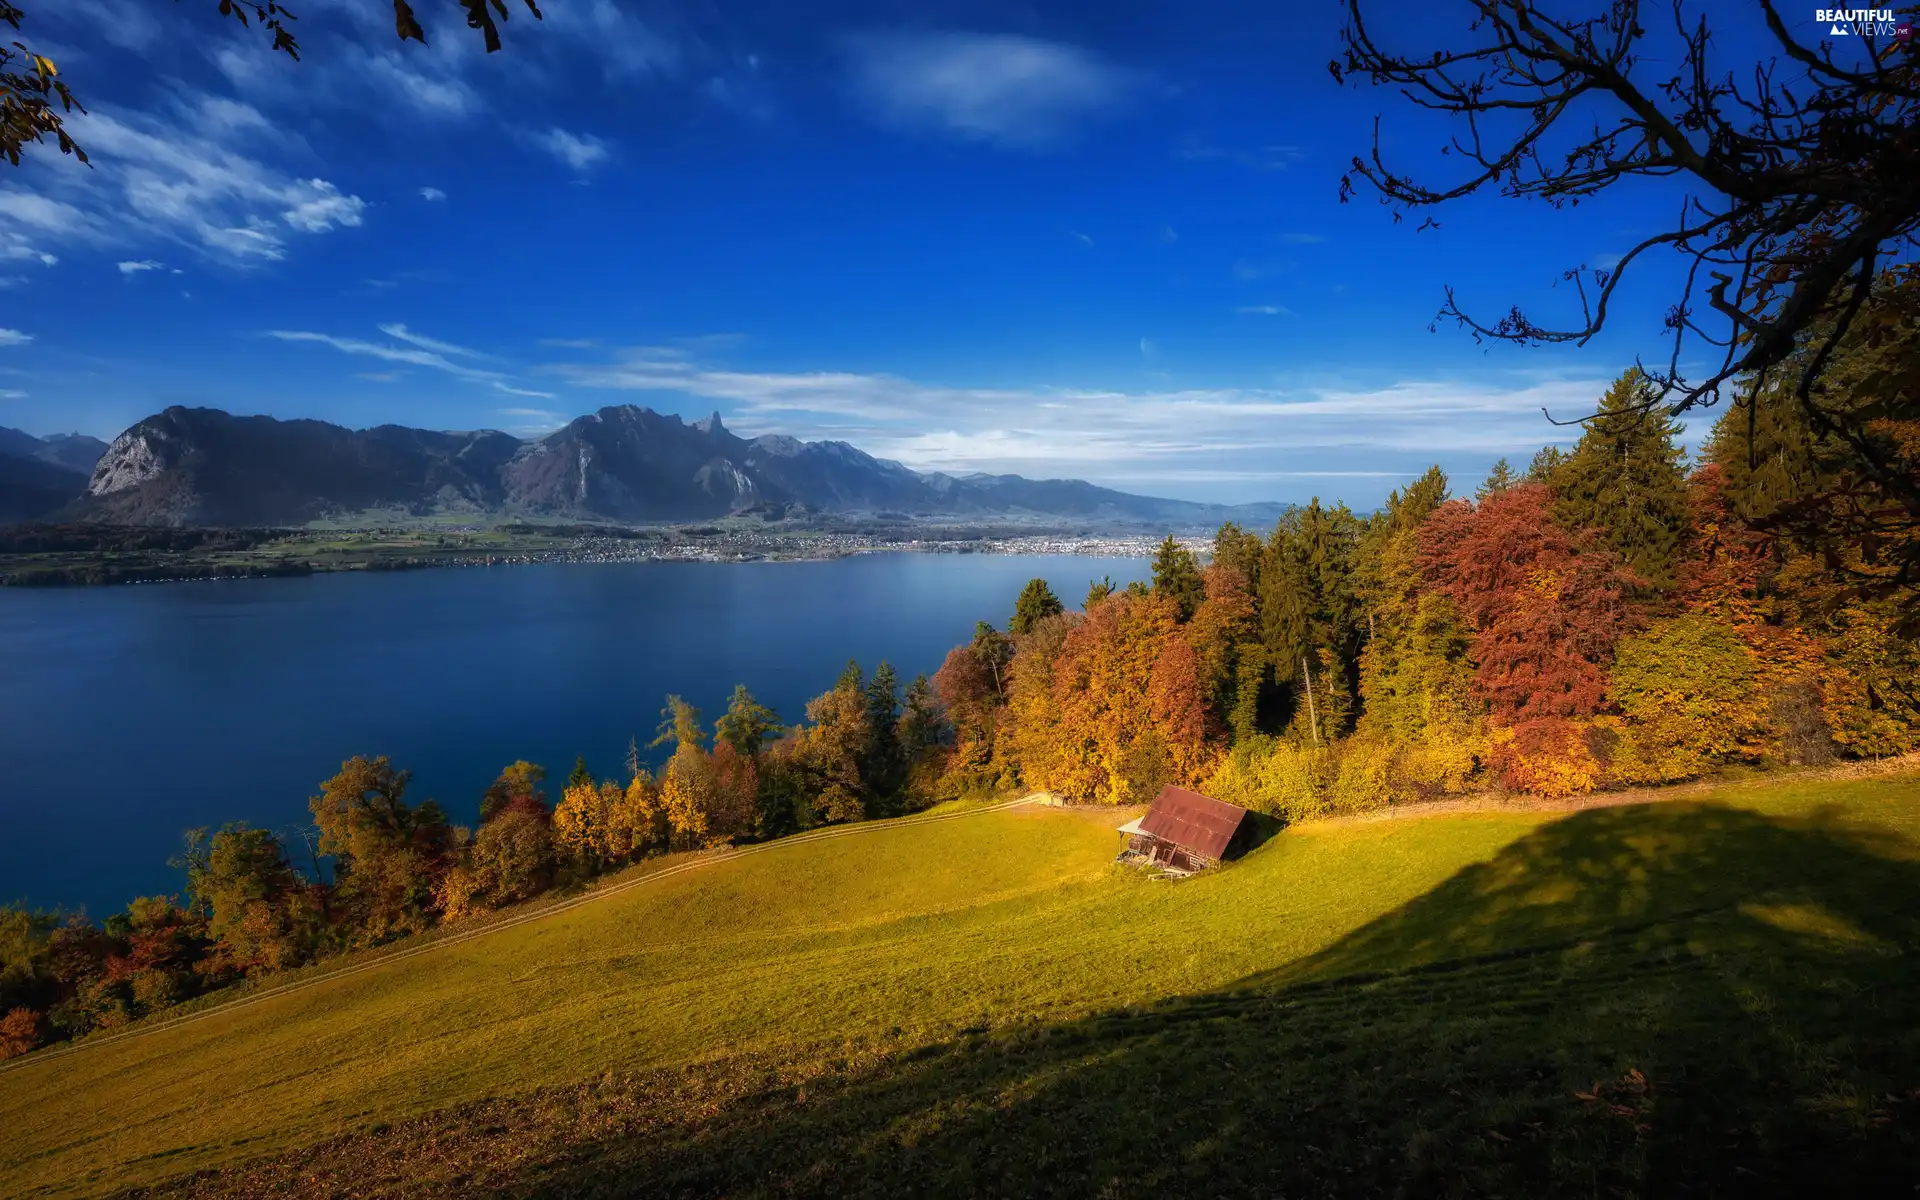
[1315,754,1920,827]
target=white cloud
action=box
[117,259,165,274]
[1178,140,1304,171]
[0,388,26,399]
[546,347,1611,504]
[498,407,563,419]
[265,329,503,383]
[1072,230,1094,247]
[268,325,559,406]
[1237,305,1295,316]
[492,382,557,399]
[0,329,33,346]
[419,186,447,202]
[844,31,1143,149]
[377,322,487,359]
[534,128,611,172]
[0,99,367,264]
[282,180,367,233]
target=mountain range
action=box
[1,405,1288,529]
[0,427,111,523]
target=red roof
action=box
[1136,786,1249,861]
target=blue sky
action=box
[0,0,1822,504]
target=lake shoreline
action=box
[0,526,1190,589]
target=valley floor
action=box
[3,770,1918,1197]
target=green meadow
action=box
[4,772,1919,1197]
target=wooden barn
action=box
[1115,785,1253,876]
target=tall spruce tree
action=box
[1527,445,1569,484]
[862,662,903,798]
[1009,579,1064,635]
[1554,368,1691,588]
[1476,458,1519,500]
[1212,521,1266,597]
[1150,536,1205,621]
[715,684,780,759]
[566,756,593,792]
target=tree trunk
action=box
[1301,653,1321,746]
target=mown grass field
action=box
[4,772,1920,1197]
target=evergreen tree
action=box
[835,659,864,694]
[1085,576,1116,609]
[1553,368,1691,588]
[651,696,706,754]
[566,755,593,793]
[1151,535,1205,621]
[863,661,903,798]
[1527,445,1569,485]
[1260,499,1363,727]
[1009,578,1064,635]
[715,684,780,759]
[970,622,1013,703]
[1476,458,1518,501]
[898,673,943,760]
[1212,521,1266,600]
[1260,509,1314,685]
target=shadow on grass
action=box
[149,802,1920,1199]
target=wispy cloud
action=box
[267,324,568,413]
[377,322,487,359]
[0,96,366,264]
[419,186,447,202]
[844,31,1144,149]
[495,406,567,435]
[0,388,26,399]
[1178,139,1303,172]
[534,128,611,172]
[264,328,503,383]
[1071,230,1095,247]
[1236,304,1295,316]
[0,329,33,347]
[545,347,1607,503]
[117,259,165,274]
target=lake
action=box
[0,553,1151,916]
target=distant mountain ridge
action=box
[0,427,110,522]
[25,405,1286,529]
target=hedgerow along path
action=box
[4,770,1919,1197]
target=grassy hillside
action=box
[4,773,1919,1196]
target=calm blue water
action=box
[0,554,1150,916]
